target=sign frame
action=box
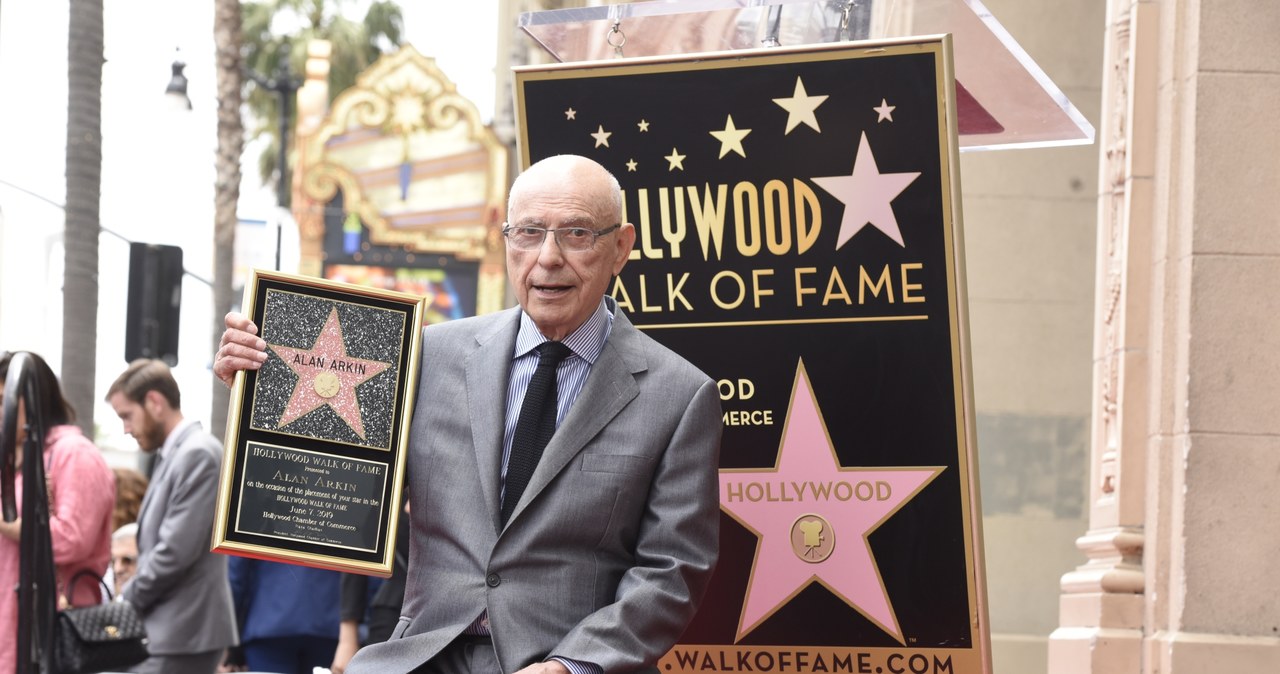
[212,269,424,577]
[515,34,990,672]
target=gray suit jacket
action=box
[349,305,722,673]
[123,421,238,655]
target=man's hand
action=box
[330,619,361,674]
[214,312,268,388]
[513,661,571,674]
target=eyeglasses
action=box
[502,223,620,252]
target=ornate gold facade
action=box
[293,42,509,316]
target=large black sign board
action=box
[516,36,990,672]
[213,269,423,576]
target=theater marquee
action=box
[516,36,990,672]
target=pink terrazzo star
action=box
[267,307,391,440]
[719,361,942,642]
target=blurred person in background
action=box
[112,466,149,531]
[103,468,145,596]
[225,557,342,674]
[0,351,116,674]
[330,496,410,674]
[110,522,140,595]
[107,358,238,674]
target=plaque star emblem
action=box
[626,158,638,172]
[812,131,921,248]
[710,115,751,158]
[564,107,577,120]
[665,148,686,171]
[637,119,650,132]
[874,98,896,122]
[267,307,392,440]
[773,77,828,134]
[590,124,612,148]
[719,362,941,642]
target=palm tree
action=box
[212,0,245,440]
[210,0,401,436]
[241,0,404,200]
[62,0,104,438]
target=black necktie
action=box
[502,341,572,526]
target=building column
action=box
[1052,0,1280,671]
[1047,0,1158,670]
[1140,0,1280,668]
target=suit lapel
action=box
[136,422,195,543]
[464,310,521,533]
[135,479,160,543]
[504,314,645,526]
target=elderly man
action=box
[215,154,722,674]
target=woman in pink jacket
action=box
[0,351,116,674]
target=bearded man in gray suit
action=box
[106,359,239,674]
[216,154,722,674]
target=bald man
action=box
[216,155,722,674]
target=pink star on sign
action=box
[812,131,921,248]
[267,307,391,440]
[718,361,941,642]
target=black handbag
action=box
[52,571,149,674]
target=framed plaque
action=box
[213,269,424,576]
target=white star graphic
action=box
[773,77,828,134]
[637,119,650,132]
[565,107,577,120]
[665,148,686,171]
[874,99,896,123]
[811,132,921,248]
[626,158,638,172]
[590,125,612,148]
[710,115,752,158]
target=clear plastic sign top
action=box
[519,0,1094,151]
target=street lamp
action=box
[165,57,192,111]
[246,45,300,271]
[119,53,199,368]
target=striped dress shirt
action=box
[466,298,614,674]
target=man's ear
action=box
[614,222,637,274]
[143,390,167,415]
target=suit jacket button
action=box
[486,573,501,587]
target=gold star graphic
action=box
[665,148,686,171]
[637,119,650,132]
[590,125,612,148]
[565,107,577,120]
[773,77,828,134]
[710,115,752,158]
[626,159,638,172]
[874,99,896,123]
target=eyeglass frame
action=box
[501,222,622,252]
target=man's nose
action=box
[536,231,566,264]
